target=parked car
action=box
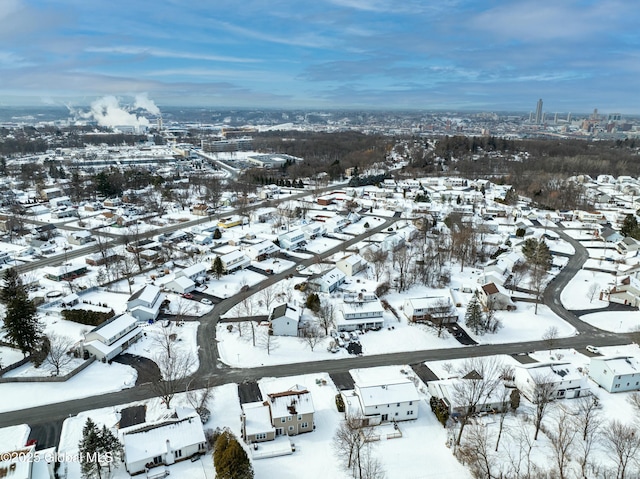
[200,298,213,305]
[182,293,194,299]
[296,264,305,272]
[586,345,599,354]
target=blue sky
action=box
[0,0,638,112]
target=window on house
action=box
[288,416,292,421]
[615,384,620,389]
[395,412,398,416]
[175,450,182,458]
[281,418,286,423]
[408,410,414,415]
[397,403,400,407]
[288,426,294,431]
[297,415,302,421]
[153,456,162,465]
[301,422,309,428]
[409,401,413,406]
[256,433,267,440]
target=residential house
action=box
[269,303,302,337]
[40,186,62,200]
[241,402,276,443]
[164,275,196,295]
[190,204,211,216]
[477,283,516,310]
[127,284,165,322]
[51,207,78,219]
[514,362,590,401]
[324,216,349,233]
[49,195,72,209]
[245,240,279,261]
[336,294,384,332]
[428,378,511,416]
[121,408,206,475]
[403,296,458,324]
[83,313,142,361]
[616,236,640,256]
[313,267,346,293]
[68,230,94,246]
[607,276,640,307]
[263,385,315,437]
[343,378,420,426]
[336,254,366,277]
[220,250,251,273]
[85,250,122,267]
[31,223,57,241]
[43,264,88,282]
[589,356,640,393]
[278,229,306,251]
[0,443,55,479]
[218,216,247,229]
[175,263,208,283]
[381,233,405,252]
[302,222,326,240]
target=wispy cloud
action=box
[85,46,261,64]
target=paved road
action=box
[6,217,636,449]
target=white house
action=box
[241,402,276,443]
[336,295,384,332]
[336,254,366,277]
[514,362,590,401]
[269,303,302,337]
[164,275,196,295]
[68,230,94,246]
[127,284,165,322]
[477,283,516,310]
[245,240,279,261]
[220,250,251,273]
[427,378,511,416]
[403,296,457,324]
[278,229,306,251]
[83,313,142,361]
[324,216,349,233]
[121,409,206,475]
[174,263,208,283]
[313,267,346,293]
[343,378,420,426]
[589,356,640,393]
[302,222,326,240]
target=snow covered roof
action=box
[89,313,138,343]
[355,380,419,408]
[121,411,205,465]
[84,325,140,357]
[242,402,275,436]
[591,356,640,375]
[265,385,314,418]
[128,284,160,305]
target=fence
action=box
[0,356,96,383]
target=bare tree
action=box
[334,415,377,479]
[300,323,324,351]
[603,420,640,479]
[362,247,388,282]
[185,379,215,422]
[548,407,577,479]
[505,417,539,479]
[586,282,601,303]
[508,262,528,293]
[628,391,640,417]
[451,357,502,446]
[572,395,603,478]
[258,286,278,314]
[494,385,515,452]
[457,424,500,479]
[392,244,414,292]
[530,373,557,440]
[317,300,336,335]
[43,333,74,376]
[258,325,278,355]
[542,326,559,351]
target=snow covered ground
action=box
[560,269,612,310]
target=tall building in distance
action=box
[535,99,543,125]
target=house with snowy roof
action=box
[477,282,515,310]
[343,377,420,426]
[220,249,251,273]
[336,295,384,332]
[269,303,302,337]
[127,284,165,322]
[589,356,640,393]
[241,402,276,444]
[174,262,208,283]
[264,385,315,437]
[336,254,366,277]
[428,378,511,416]
[120,408,206,475]
[164,275,196,295]
[313,267,346,293]
[514,362,590,401]
[83,313,142,361]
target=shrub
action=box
[62,309,114,326]
[429,396,450,427]
[335,394,345,412]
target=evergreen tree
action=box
[78,418,123,479]
[213,429,253,479]
[1,268,42,356]
[621,214,640,239]
[465,294,484,335]
[213,256,224,279]
[213,228,222,240]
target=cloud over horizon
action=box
[0,0,638,113]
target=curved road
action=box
[2,221,635,446]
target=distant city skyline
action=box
[0,1,638,113]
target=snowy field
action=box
[580,310,640,333]
[560,269,613,310]
[0,361,136,413]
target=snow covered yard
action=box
[580,310,640,333]
[0,361,136,413]
[561,269,613,310]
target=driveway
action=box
[113,354,161,385]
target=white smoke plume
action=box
[72,94,161,129]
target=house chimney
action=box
[165,440,175,465]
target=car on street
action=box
[296,264,305,272]
[182,293,194,299]
[200,298,213,305]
